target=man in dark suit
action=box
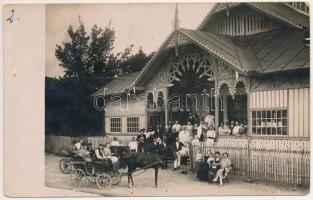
[159,138,171,169]
[158,124,166,140]
[143,138,157,153]
[173,136,184,170]
[187,112,196,125]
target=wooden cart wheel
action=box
[71,169,85,187]
[96,173,112,190]
[109,170,121,185]
[59,159,72,174]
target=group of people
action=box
[218,121,247,136]
[125,112,236,182]
[69,112,237,185]
[195,150,232,186]
[71,139,119,163]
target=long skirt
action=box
[196,162,209,181]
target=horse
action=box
[121,152,164,188]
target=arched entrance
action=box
[219,80,248,126]
[165,51,215,124]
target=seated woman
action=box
[103,143,119,163]
[207,151,222,183]
[213,152,232,186]
[76,143,92,162]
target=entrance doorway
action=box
[219,81,248,126]
[169,70,214,124]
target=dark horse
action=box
[122,152,163,188]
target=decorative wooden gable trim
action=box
[197,3,242,31]
[203,5,284,36]
[146,51,215,89]
[131,29,248,89]
[178,29,247,75]
[197,2,309,32]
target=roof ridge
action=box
[178,28,247,74]
[129,30,177,89]
[198,2,309,32]
[197,2,242,31]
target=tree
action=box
[118,46,154,73]
[46,19,153,136]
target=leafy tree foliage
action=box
[46,19,152,136]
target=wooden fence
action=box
[192,136,310,186]
[45,135,310,186]
[45,135,133,153]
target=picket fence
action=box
[45,135,310,186]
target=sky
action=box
[45,3,214,77]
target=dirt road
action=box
[45,153,309,196]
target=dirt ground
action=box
[45,153,309,196]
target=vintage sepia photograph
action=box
[44,2,310,196]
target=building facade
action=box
[93,2,310,185]
[95,2,310,139]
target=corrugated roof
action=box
[182,28,309,74]
[130,28,309,89]
[93,72,140,95]
[248,2,310,29]
[244,29,309,73]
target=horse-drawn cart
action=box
[70,158,121,189]
[59,146,127,190]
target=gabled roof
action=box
[131,28,249,88]
[197,2,309,30]
[179,28,246,73]
[98,3,309,93]
[131,27,309,88]
[93,72,140,95]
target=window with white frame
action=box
[252,109,287,136]
[127,117,139,132]
[110,117,121,133]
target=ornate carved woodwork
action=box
[147,51,216,89]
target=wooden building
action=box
[97,2,311,185]
[95,2,310,138]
